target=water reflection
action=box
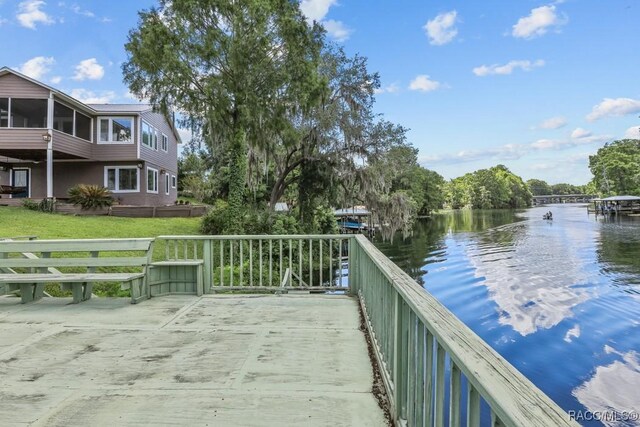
[375,205,640,426]
[466,213,591,336]
[573,346,640,427]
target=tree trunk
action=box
[226,123,247,233]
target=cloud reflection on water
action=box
[573,346,640,427]
[464,218,592,336]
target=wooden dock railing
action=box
[157,235,353,292]
[154,234,576,426]
[350,234,577,427]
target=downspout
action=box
[46,92,54,199]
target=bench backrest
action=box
[0,238,154,270]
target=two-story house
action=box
[0,67,181,206]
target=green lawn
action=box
[0,206,203,297]
[0,206,202,239]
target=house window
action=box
[10,99,47,128]
[165,173,170,195]
[0,98,7,127]
[147,167,158,193]
[161,134,168,152]
[53,102,92,141]
[98,117,132,143]
[105,167,138,192]
[53,102,74,135]
[75,112,91,141]
[142,121,152,148]
[171,175,177,189]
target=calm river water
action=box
[375,204,640,427]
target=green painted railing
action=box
[155,234,576,426]
[350,234,577,427]
[157,235,353,292]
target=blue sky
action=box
[1,0,639,184]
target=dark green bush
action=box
[201,200,300,235]
[68,184,113,210]
[21,198,55,213]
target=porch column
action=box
[46,93,54,198]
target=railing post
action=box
[393,290,401,423]
[203,240,212,294]
[348,236,355,294]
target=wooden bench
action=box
[0,238,154,304]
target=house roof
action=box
[334,207,371,217]
[596,195,640,202]
[0,66,182,143]
[88,104,153,114]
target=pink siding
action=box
[0,128,48,150]
[0,73,50,98]
[52,130,92,159]
[140,111,179,205]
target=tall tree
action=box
[123,0,323,232]
[589,139,640,196]
[445,165,531,209]
[526,179,552,196]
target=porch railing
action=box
[350,234,577,427]
[157,235,353,292]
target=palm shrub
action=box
[68,184,113,210]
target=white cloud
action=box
[298,0,350,42]
[299,0,337,22]
[532,133,609,150]
[571,128,592,139]
[50,75,62,84]
[70,88,116,104]
[538,116,567,129]
[624,126,640,139]
[586,97,640,122]
[374,82,400,95]
[17,0,54,29]
[322,19,352,42]
[422,133,610,166]
[70,4,94,17]
[408,75,441,92]
[72,58,104,81]
[17,56,54,79]
[473,59,545,76]
[512,5,566,39]
[424,11,458,46]
[177,127,193,145]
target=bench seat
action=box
[0,273,148,304]
[0,238,154,304]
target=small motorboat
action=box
[543,213,553,220]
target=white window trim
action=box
[147,166,159,194]
[165,172,170,195]
[161,133,168,152]
[98,117,134,144]
[171,174,177,189]
[104,166,139,193]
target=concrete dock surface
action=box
[0,294,386,426]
